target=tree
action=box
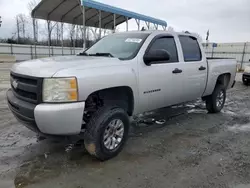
[89,27,98,41]
[55,23,61,45]
[47,20,57,55]
[28,0,39,42]
[192,32,203,42]
[167,26,174,32]
[16,16,20,42]
[28,0,39,11]
[15,14,28,43]
[68,24,76,48]
[19,14,27,38]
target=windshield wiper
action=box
[88,53,114,57]
[77,52,89,56]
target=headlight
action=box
[244,66,250,73]
[43,77,78,102]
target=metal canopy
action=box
[32,0,167,29]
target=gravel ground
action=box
[1,62,250,188]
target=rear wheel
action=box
[206,84,226,113]
[84,105,130,161]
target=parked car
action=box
[242,66,250,85]
[7,30,237,160]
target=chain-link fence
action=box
[0,43,83,61]
[1,42,250,67]
[204,42,250,71]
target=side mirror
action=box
[143,49,171,65]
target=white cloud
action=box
[0,0,30,38]
[0,0,249,42]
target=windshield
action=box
[85,33,150,59]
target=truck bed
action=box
[203,58,237,97]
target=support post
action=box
[10,44,13,55]
[30,45,33,59]
[240,42,247,70]
[61,22,64,55]
[82,5,86,49]
[126,17,128,31]
[74,25,76,54]
[99,10,102,39]
[113,14,116,33]
[47,20,51,57]
[211,45,214,58]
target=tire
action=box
[206,84,226,113]
[84,105,130,161]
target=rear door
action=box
[177,35,208,101]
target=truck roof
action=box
[112,30,197,38]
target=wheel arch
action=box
[202,73,231,100]
[85,86,135,116]
[216,73,231,88]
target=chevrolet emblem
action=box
[12,80,18,89]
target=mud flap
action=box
[232,80,236,88]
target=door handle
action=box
[199,66,206,71]
[172,68,182,74]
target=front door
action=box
[138,35,185,113]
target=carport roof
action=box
[31,0,167,29]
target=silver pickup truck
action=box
[7,30,237,160]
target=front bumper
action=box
[243,72,250,81]
[7,89,85,135]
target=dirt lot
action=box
[1,62,250,188]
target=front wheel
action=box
[84,105,130,161]
[205,84,226,113]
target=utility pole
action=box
[206,29,210,48]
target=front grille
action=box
[10,72,42,104]
[243,74,250,79]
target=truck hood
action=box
[11,55,121,77]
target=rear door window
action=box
[179,36,202,62]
